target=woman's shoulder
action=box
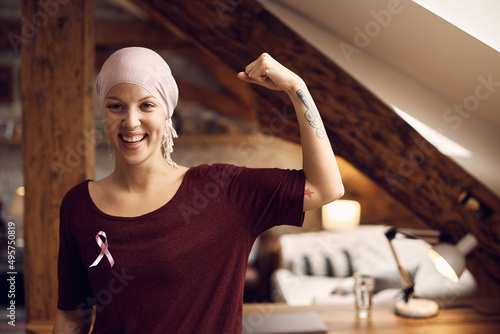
[188,163,243,180]
[60,180,92,216]
[62,179,91,203]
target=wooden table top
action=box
[23,300,500,334]
[242,301,500,334]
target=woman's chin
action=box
[116,149,164,166]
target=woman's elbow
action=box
[304,180,345,212]
[320,183,345,206]
[329,183,345,202]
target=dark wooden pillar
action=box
[21,0,95,328]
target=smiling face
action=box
[103,83,166,166]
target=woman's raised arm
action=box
[237,53,344,211]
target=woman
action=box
[53,47,343,333]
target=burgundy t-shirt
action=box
[57,163,305,333]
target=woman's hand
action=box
[237,53,304,94]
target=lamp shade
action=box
[428,233,478,282]
[322,200,360,230]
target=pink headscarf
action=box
[96,47,179,167]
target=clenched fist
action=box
[237,53,304,94]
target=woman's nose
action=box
[122,108,141,129]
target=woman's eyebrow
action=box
[104,96,155,102]
[138,96,155,101]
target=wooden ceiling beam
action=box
[105,0,149,20]
[176,79,256,124]
[131,0,500,287]
[1,20,171,56]
[95,19,180,50]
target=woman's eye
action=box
[107,103,122,110]
[141,102,154,109]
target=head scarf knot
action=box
[96,47,179,167]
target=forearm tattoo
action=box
[296,89,326,139]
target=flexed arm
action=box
[238,53,344,211]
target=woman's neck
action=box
[110,155,175,193]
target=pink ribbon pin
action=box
[89,231,115,268]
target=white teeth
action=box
[121,135,145,143]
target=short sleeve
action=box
[221,164,306,236]
[57,192,94,310]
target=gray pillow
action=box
[291,249,354,278]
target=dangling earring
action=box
[162,118,178,168]
[108,140,113,160]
